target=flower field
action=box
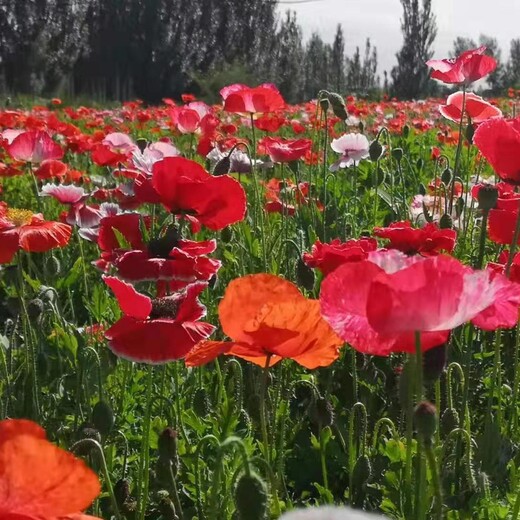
[3,48,520,519]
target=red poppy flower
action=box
[8,130,64,163]
[488,250,520,284]
[150,157,246,231]
[303,237,378,275]
[0,203,72,264]
[0,418,101,519]
[474,117,520,184]
[220,83,285,114]
[185,274,343,369]
[427,46,497,84]
[373,221,456,256]
[488,207,520,245]
[104,276,215,363]
[261,137,312,163]
[34,159,68,180]
[439,91,502,123]
[320,250,520,356]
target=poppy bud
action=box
[309,396,334,428]
[416,157,424,170]
[3,318,14,338]
[234,472,268,520]
[27,298,44,320]
[391,148,403,162]
[327,92,348,120]
[477,185,498,211]
[39,285,56,303]
[423,343,447,383]
[213,155,231,176]
[158,492,179,520]
[75,424,102,455]
[419,183,427,196]
[296,258,315,291]
[402,125,410,138]
[369,140,384,161]
[439,213,453,229]
[455,197,465,218]
[351,454,372,489]
[114,478,136,513]
[221,226,233,243]
[136,138,148,153]
[414,401,437,445]
[192,387,211,416]
[158,427,179,465]
[319,97,330,113]
[441,167,453,186]
[92,400,114,436]
[441,407,460,436]
[45,254,61,276]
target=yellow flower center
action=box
[6,208,34,227]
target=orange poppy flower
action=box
[185,274,343,368]
[0,418,101,519]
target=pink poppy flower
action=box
[329,133,370,171]
[439,91,502,123]
[8,130,64,163]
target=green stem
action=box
[168,465,185,520]
[425,442,443,520]
[319,427,330,499]
[138,365,154,520]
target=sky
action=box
[278,0,520,77]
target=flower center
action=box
[150,297,179,319]
[6,208,34,227]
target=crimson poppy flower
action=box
[373,221,456,256]
[0,418,101,519]
[488,250,520,284]
[303,237,378,275]
[320,250,520,356]
[439,91,502,123]
[8,130,64,163]
[0,202,72,264]
[427,46,497,84]
[91,132,136,167]
[149,157,246,231]
[171,102,212,134]
[34,159,68,180]
[185,274,343,369]
[261,137,312,163]
[474,116,520,184]
[220,83,285,113]
[104,276,215,363]
[488,208,520,245]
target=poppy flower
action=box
[303,237,378,275]
[439,91,502,124]
[0,202,72,264]
[261,137,312,163]
[91,132,137,167]
[8,130,64,163]
[185,274,343,369]
[220,83,285,114]
[0,418,101,519]
[321,250,520,356]
[104,276,215,363]
[329,133,370,171]
[488,207,520,245]
[488,250,520,284]
[171,102,212,134]
[34,159,68,180]
[373,221,457,256]
[149,157,247,231]
[473,116,520,184]
[426,46,497,84]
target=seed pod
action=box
[296,258,315,291]
[477,185,498,211]
[192,387,211,417]
[414,401,438,445]
[441,407,460,436]
[92,400,115,436]
[309,396,334,428]
[234,472,268,520]
[213,155,231,176]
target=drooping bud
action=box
[319,96,330,113]
[466,121,475,143]
[158,427,179,466]
[416,157,424,170]
[423,343,447,383]
[439,213,453,229]
[92,400,115,436]
[213,155,231,176]
[391,148,403,162]
[309,396,334,428]
[369,139,384,161]
[414,401,438,445]
[45,254,61,276]
[351,454,372,489]
[27,298,44,320]
[327,92,348,120]
[441,407,460,436]
[234,472,268,520]
[441,167,453,186]
[158,491,179,520]
[402,125,410,138]
[192,387,211,417]
[136,138,148,153]
[296,258,315,291]
[75,424,102,455]
[477,185,499,211]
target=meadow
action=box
[2,48,520,520]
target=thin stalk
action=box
[138,365,154,520]
[425,442,443,520]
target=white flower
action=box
[280,506,386,520]
[330,133,370,171]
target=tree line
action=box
[0,0,519,103]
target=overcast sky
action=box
[279,0,520,77]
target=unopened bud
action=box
[414,401,438,445]
[477,185,499,211]
[296,258,315,291]
[369,140,384,161]
[391,148,403,162]
[441,407,460,436]
[136,138,148,153]
[439,213,453,229]
[441,168,453,186]
[423,343,447,383]
[213,155,231,176]
[92,400,114,436]
[27,298,44,320]
[309,396,334,428]
[158,427,178,465]
[234,472,268,520]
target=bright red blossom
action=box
[8,130,64,163]
[261,137,312,163]
[220,83,285,114]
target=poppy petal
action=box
[103,276,151,319]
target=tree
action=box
[391,0,437,99]
[504,39,520,88]
[331,24,346,93]
[303,33,332,100]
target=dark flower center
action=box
[150,297,179,319]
